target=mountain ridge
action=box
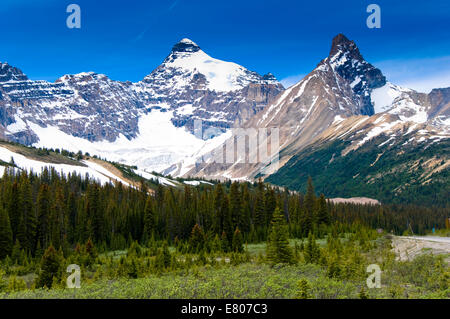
[181,34,450,200]
[0,38,283,172]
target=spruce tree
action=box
[240,184,251,233]
[221,195,233,245]
[220,231,230,252]
[38,244,61,288]
[11,239,22,264]
[36,184,51,249]
[266,207,294,265]
[211,183,222,233]
[303,177,316,235]
[7,182,20,238]
[254,179,265,227]
[304,232,320,264]
[211,234,222,253]
[20,174,36,253]
[229,182,242,229]
[0,207,13,259]
[143,196,155,242]
[189,223,205,253]
[85,238,97,265]
[155,241,171,269]
[232,228,244,253]
[304,177,316,216]
[317,194,330,225]
[264,187,276,226]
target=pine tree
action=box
[7,182,20,238]
[316,194,330,225]
[221,195,233,245]
[11,239,22,264]
[20,174,36,253]
[264,186,276,226]
[143,196,155,242]
[213,183,224,234]
[220,231,230,252]
[0,207,13,259]
[211,234,222,253]
[302,177,316,236]
[85,238,97,265]
[229,182,242,229]
[266,207,294,265]
[304,177,316,215]
[254,179,265,227]
[154,241,171,270]
[16,211,27,253]
[67,191,77,242]
[240,184,251,233]
[327,254,342,279]
[50,188,65,250]
[38,244,61,288]
[232,228,244,253]
[36,184,51,249]
[87,184,103,243]
[189,223,205,253]
[304,232,320,264]
[127,257,139,279]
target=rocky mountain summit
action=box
[183,34,450,183]
[0,39,283,171]
[0,34,448,196]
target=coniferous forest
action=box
[0,167,448,298]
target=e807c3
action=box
[225,303,268,314]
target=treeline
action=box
[0,167,447,260]
[331,203,449,235]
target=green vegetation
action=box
[0,166,448,298]
[0,234,447,299]
[266,136,450,207]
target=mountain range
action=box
[0,38,282,172]
[0,34,448,205]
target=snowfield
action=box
[28,109,231,174]
[0,146,129,186]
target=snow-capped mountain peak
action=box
[170,38,202,54]
[183,34,449,181]
[147,38,271,92]
[0,38,283,173]
[0,62,29,82]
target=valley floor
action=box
[1,237,448,299]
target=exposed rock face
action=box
[182,34,449,181]
[428,88,450,127]
[371,84,450,128]
[0,72,143,143]
[0,39,283,171]
[139,38,284,134]
[328,34,386,115]
[0,62,28,82]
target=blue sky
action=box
[0,0,449,92]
